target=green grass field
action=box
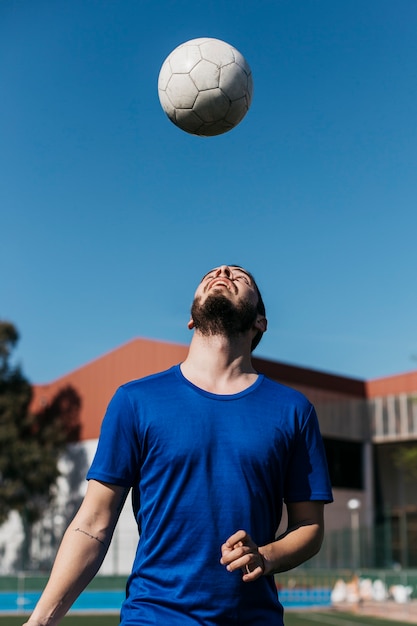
[0,618,118,626]
[285,612,410,626]
[0,612,410,626]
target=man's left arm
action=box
[220,501,325,582]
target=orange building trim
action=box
[31,338,188,440]
[366,370,417,398]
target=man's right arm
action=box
[22,479,129,626]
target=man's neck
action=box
[180,332,258,395]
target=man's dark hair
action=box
[230,266,266,352]
[248,272,266,352]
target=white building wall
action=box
[0,511,25,573]
[57,440,138,576]
[0,439,138,575]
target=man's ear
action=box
[187,317,195,330]
[255,316,267,333]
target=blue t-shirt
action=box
[87,365,332,625]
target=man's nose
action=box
[216,265,232,278]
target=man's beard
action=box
[191,292,258,339]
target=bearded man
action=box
[24,265,332,626]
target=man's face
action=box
[195,265,259,305]
[190,265,260,339]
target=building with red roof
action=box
[2,337,417,573]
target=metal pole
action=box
[348,499,361,571]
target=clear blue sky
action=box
[1,0,417,384]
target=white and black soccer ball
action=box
[158,38,253,137]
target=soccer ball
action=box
[158,38,253,137]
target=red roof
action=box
[31,338,188,440]
[366,370,417,398]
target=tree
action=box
[393,443,417,480]
[0,321,32,525]
[0,321,81,568]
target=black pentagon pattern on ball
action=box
[158,38,253,137]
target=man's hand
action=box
[220,530,265,582]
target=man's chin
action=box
[190,293,257,337]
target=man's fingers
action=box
[220,539,252,565]
[242,562,264,582]
[222,549,263,574]
[224,529,248,548]
[220,529,264,581]
[221,529,253,559]
[224,550,251,571]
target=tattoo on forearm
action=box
[74,527,107,548]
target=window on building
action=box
[323,437,364,489]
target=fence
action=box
[303,523,417,570]
[1,569,416,614]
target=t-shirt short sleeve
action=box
[87,386,141,487]
[284,404,333,503]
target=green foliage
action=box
[0,321,81,530]
[0,322,33,525]
[392,444,417,480]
